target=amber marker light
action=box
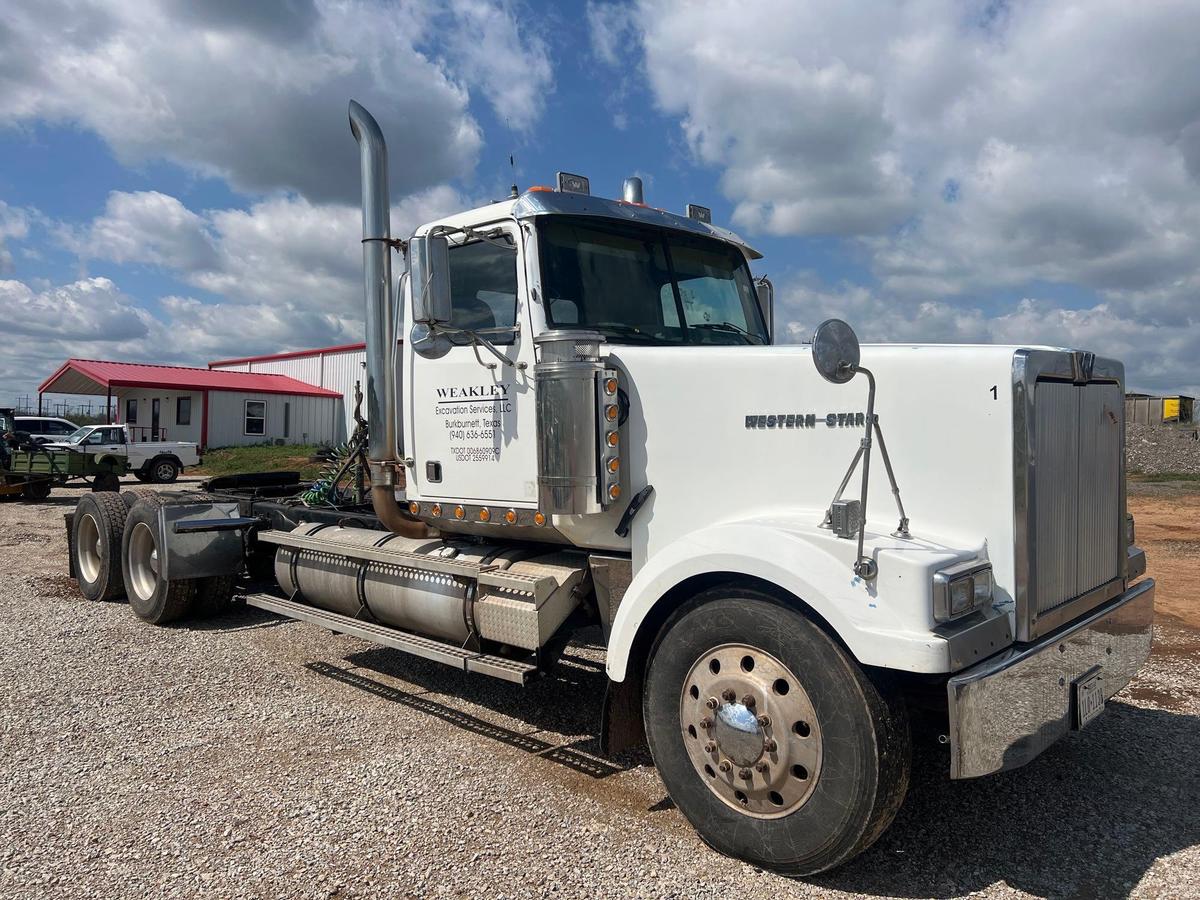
[478,508,491,522]
[454,505,465,519]
[607,457,620,474]
[408,501,420,515]
[431,503,442,516]
[533,511,547,526]
[604,377,618,394]
[608,484,622,501]
[504,509,517,524]
[606,430,619,447]
[605,404,618,421]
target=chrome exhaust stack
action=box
[348,100,425,537]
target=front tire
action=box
[643,587,910,876]
[21,479,52,501]
[121,497,195,624]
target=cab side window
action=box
[447,236,518,344]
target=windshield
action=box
[538,216,768,345]
[65,426,92,443]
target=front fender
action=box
[605,518,987,681]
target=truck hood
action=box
[606,341,1061,611]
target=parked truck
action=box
[63,102,1154,876]
[47,423,200,483]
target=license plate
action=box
[1074,669,1105,729]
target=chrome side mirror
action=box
[811,318,860,384]
[409,233,451,325]
[754,276,774,343]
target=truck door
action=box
[405,223,538,506]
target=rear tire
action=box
[149,457,180,484]
[21,479,52,501]
[121,496,195,624]
[72,493,129,601]
[643,587,910,876]
[92,472,120,493]
[195,574,238,617]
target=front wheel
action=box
[643,588,910,876]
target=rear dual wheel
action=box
[644,588,910,876]
[122,496,237,624]
[72,493,129,601]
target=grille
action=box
[1032,380,1122,617]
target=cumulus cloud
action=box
[0,202,30,272]
[67,185,468,314]
[616,0,1200,266]
[0,0,551,203]
[775,277,1200,397]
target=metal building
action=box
[38,359,342,449]
[209,342,401,441]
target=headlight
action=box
[933,561,994,623]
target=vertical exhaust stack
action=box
[622,176,644,204]
[348,100,425,538]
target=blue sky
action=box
[2,0,1199,407]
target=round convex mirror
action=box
[811,319,860,384]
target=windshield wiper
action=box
[690,322,765,344]
[592,323,667,344]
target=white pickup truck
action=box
[50,424,200,483]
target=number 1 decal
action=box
[990,385,998,400]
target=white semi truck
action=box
[65,101,1154,876]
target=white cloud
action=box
[618,0,1200,265]
[443,0,553,131]
[774,277,1200,397]
[67,186,468,315]
[0,0,552,203]
[0,202,30,272]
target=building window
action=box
[244,400,266,436]
[177,396,191,426]
[125,398,137,424]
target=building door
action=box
[151,399,161,440]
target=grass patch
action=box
[195,444,324,481]
[1129,472,1200,483]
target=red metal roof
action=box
[39,359,342,397]
[208,342,366,368]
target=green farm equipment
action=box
[0,408,127,501]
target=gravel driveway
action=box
[2,481,1198,898]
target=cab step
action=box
[241,591,539,684]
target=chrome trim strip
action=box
[1011,349,1128,641]
[947,577,1154,780]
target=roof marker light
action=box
[557,172,590,195]
[686,204,712,224]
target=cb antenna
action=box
[507,117,518,198]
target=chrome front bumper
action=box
[947,577,1155,779]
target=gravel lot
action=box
[2,480,1199,898]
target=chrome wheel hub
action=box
[680,643,822,818]
[77,513,102,584]
[128,522,160,602]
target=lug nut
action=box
[722,688,736,703]
[763,739,777,754]
[754,761,769,773]
[703,741,717,754]
[757,715,771,728]
[741,695,756,708]
[700,717,712,730]
[739,768,752,780]
[705,697,719,710]
[718,759,732,773]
